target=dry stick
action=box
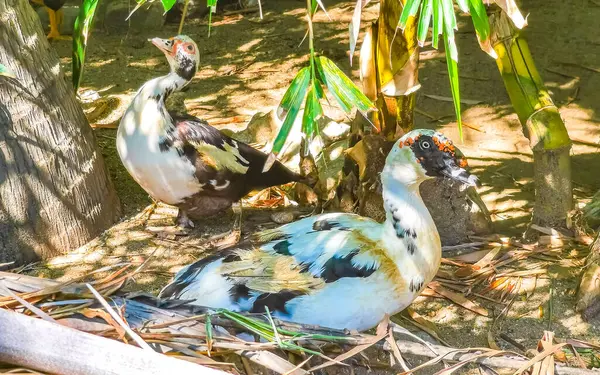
[385,340,597,375]
[0,309,229,375]
[86,283,153,351]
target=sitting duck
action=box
[159,129,479,331]
[117,35,307,229]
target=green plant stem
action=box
[490,11,572,229]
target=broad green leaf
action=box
[398,0,421,29]
[302,85,323,140]
[443,33,463,140]
[0,63,15,78]
[432,0,442,48]
[417,0,433,46]
[272,68,311,154]
[455,0,469,13]
[469,0,497,58]
[315,56,374,114]
[72,0,99,90]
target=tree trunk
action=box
[490,11,573,232]
[0,0,121,265]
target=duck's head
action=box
[150,35,199,82]
[383,129,479,188]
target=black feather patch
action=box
[272,240,292,256]
[406,241,417,255]
[250,290,303,314]
[386,200,417,240]
[229,284,251,303]
[159,251,240,298]
[319,251,375,283]
[409,277,424,293]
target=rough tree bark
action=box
[0,0,121,265]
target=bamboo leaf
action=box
[72,0,99,90]
[0,63,15,78]
[444,32,463,139]
[302,86,323,140]
[315,56,374,114]
[314,0,331,20]
[272,67,310,155]
[417,0,433,46]
[277,67,311,121]
[455,0,469,13]
[432,0,443,48]
[441,0,457,31]
[349,0,370,66]
[161,0,177,11]
[398,0,421,29]
[468,0,496,58]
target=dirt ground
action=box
[26,0,600,368]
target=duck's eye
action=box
[186,44,194,52]
[420,140,431,149]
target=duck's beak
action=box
[149,37,172,55]
[441,160,480,187]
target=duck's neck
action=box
[140,72,189,103]
[380,173,441,265]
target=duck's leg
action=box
[46,8,71,41]
[176,208,195,229]
[230,201,242,243]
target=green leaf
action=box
[441,0,457,31]
[72,0,99,90]
[315,56,374,114]
[442,0,458,61]
[205,314,213,354]
[302,85,323,140]
[468,0,496,57]
[272,67,311,154]
[432,0,442,48]
[455,0,469,13]
[207,0,218,36]
[443,32,462,140]
[0,63,15,78]
[417,0,433,46]
[161,0,177,11]
[398,0,421,29]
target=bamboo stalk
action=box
[490,11,573,230]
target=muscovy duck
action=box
[159,129,479,331]
[117,35,307,229]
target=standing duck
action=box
[159,129,479,331]
[117,35,307,230]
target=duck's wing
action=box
[164,114,306,198]
[158,212,386,313]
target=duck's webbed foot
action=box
[176,209,196,230]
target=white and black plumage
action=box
[117,35,308,228]
[159,129,479,331]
